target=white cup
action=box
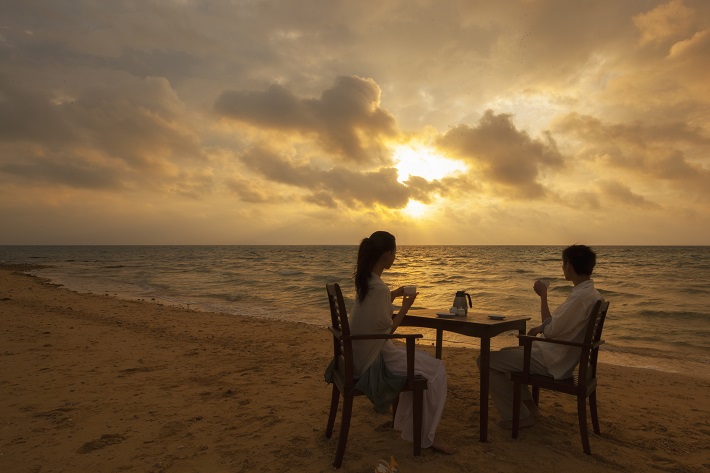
[457,308,466,316]
[404,285,417,296]
[450,307,458,314]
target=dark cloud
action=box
[597,180,660,208]
[224,176,273,204]
[565,190,601,210]
[437,110,565,198]
[404,175,474,204]
[239,146,410,208]
[214,75,398,163]
[553,112,710,195]
[0,76,76,145]
[0,150,122,189]
[554,112,710,148]
[303,191,338,208]
[0,76,205,190]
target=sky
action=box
[1,0,709,245]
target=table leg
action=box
[479,337,491,442]
[435,329,443,359]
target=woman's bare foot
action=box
[430,434,457,454]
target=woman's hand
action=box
[391,286,405,301]
[527,325,543,337]
[400,292,418,312]
[391,292,417,332]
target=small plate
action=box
[436,312,457,318]
[488,314,506,320]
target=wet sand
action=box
[1,267,709,472]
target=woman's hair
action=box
[562,244,597,276]
[354,231,396,301]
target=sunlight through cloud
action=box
[393,145,467,184]
[403,200,428,218]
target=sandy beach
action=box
[1,266,709,473]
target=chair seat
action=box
[511,372,597,397]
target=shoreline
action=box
[12,263,708,380]
[1,268,709,472]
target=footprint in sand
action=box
[77,434,125,454]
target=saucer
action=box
[436,312,458,318]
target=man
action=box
[477,244,602,429]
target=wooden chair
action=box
[325,283,428,468]
[511,299,610,455]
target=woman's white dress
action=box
[349,273,447,448]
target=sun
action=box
[402,200,428,218]
[390,144,467,219]
[392,145,467,184]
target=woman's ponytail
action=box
[354,231,395,301]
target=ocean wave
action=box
[637,309,709,321]
[679,286,710,295]
[276,270,305,276]
[432,278,463,284]
[603,343,710,363]
[597,289,643,299]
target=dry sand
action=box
[1,267,709,473]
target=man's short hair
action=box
[562,244,596,276]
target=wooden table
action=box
[400,311,530,442]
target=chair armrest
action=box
[517,334,605,349]
[516,335,605,374]
[346,333,423,384]
[347,333,423,341]
[329,326,423,342]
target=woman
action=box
[349,230,455,454]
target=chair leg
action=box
[512,381,522,439]
[333,395,354,468]
[326,384,340,438]
[412,390,423,456]
[589,390,601,435]
[577,395,591,455]
[532,386,540,406]
[392,394,399,428]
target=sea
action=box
[1,245,709,377]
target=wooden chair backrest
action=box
[326,283,356,389]
[578,299,610,383]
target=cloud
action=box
[667,28,710,59]
[597,180,660,208]
[436,110,565,198]
[0,0,709,244]
[634,0,694,46]
[404,174,474,204]
[224,176,277,204]
[214,75,398,163]
[238,146,411,208]
[552,112,710,196]
[0,75,206,191]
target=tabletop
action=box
[401,310,530,336]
